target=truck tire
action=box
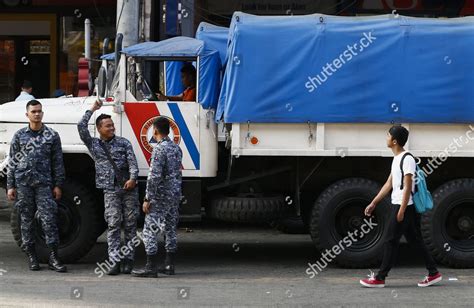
[11,179,104,263]
[310,178,389,268]
[208,194,287,223]
[421,179,474,268]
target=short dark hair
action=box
[389,125,409,147]
[181,63,196,80]
[96,114,112,127]
[153,116,170,135]
[26,100,42,110]
[22,80,32,89]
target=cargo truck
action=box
[0,13,472,268]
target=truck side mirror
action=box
[114,33,123,69]
[97,66,107,98]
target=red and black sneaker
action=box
[360,273,385,288]
[418,272,442,287]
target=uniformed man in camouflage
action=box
[7,100,67,272]
[132,116,182,278]
[78,99,139,275]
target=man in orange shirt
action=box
[157,63,196,102]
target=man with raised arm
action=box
[77,100,139,275]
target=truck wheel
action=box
[10,179,104,263]
[421,179,474,268]
[310,178,389,268]
[208,194,287,223]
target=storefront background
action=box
[0,0,115,103]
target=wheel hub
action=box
[32,200,81,247]
[333,198,383,252]
[457,216,472,232]
[348,216,363,229]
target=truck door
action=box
[121,101,200,177]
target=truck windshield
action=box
[127,58,197,103]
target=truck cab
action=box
[105,36,222,222]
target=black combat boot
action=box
[106,261,121,275]
[159,251,175,275]
[24,245,40,271]
[48,246,67,272]
[122,259,134,274]
[131,254,158,278]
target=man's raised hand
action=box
[90,99,103,112]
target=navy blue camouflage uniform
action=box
[7,125,65,249]
[78,110,139,261]
[143,136,182,255]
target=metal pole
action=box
[84,18,92,94]
[84,19,91,59]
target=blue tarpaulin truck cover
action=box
[166,22,228,96]
[196,22,229,64]
[217,12,474,124]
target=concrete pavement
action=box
[0,197,473,307]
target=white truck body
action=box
[231,123,474,158]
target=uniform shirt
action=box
[145,136,183,201]
[78,110,139,190]
[15,91,35,102]
[7,124,65,189]
[182,87,196,102]
[391,151,416,205]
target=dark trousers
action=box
[16,184,59,248]
[376,204,438,280]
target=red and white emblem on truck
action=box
[139,116,181,154]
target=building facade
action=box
[0,0,116,102]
